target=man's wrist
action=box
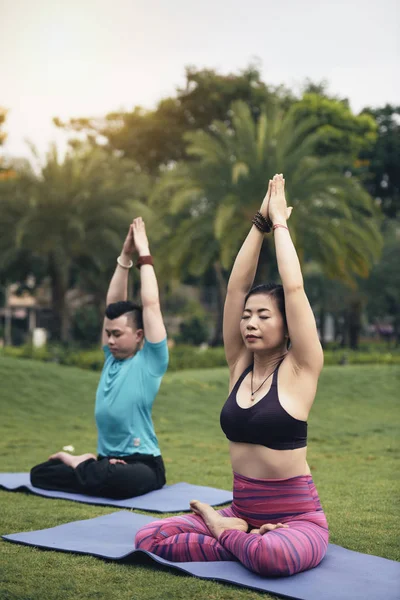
[120,251,132,262]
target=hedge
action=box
[2,344,400,371]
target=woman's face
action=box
[240,293,286,351]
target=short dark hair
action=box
[105,301,143,330]
[245,283,287,331]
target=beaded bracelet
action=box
[252,211,272,233]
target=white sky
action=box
[1,0,399,159]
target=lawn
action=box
[0,356,399,600]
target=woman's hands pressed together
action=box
[267,174,293,225]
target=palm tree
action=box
[151,100,382,343]
[0,143,150,342]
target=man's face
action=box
[104,314,143,360]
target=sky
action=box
[1,0,399,159]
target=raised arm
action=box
[269,174,323,374]
[132,217,166,344]
[101,224,136,346]
[223,181,272,371]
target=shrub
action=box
[71,305,101,347]
[2,344,400,371]
[177,316,209,346]
[168,345,226,371]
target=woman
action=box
[31,217,169,500]
[135,174,328,576]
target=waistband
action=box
[99,452,161,460]
[98,453,165,470]
[230,470,324,526]
[233,471,313,485]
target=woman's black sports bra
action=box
[220,363,307,450]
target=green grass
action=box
[0,357,399,600]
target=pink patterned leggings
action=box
[135,472,329,577]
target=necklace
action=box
[251,369,275,401]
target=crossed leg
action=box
[48,451,97,468]
[135,500,328,576]
[31,453,162,499]
[135,503,244,562]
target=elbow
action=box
[309,344,324,373]
[283,282,304,295]
[106,295,127,306]
[141,297,160,309]
[227,282,251,296]
[319,345,324,370]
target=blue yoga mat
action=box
[3,511,399,600]
[0,473,232,512]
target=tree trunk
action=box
[49,255,70,343]
[347,296,363,351]
[340,311,348,348]
[209,261,227,347]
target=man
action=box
[30,218,169,499]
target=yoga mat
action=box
[3,511,399,600]
[0,473,232,512]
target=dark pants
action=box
[30,453,166,500]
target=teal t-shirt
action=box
[95,338,169,457]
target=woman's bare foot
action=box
[249,522,289,534]
[48,451,96,468]
[190,500,248,539]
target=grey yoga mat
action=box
[3,511,399,600]
[0,473,232,512]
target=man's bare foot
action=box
[48,451,74,466]
[48,451,96,468]
[249,522,289,534]
[190,500,248,539]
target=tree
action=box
[0,157,39,300]
[0,107,7,147]
[0,107,17,181]
[0,143,151,342]
[290,93,377,160]
[363,219,400,344]
[357,105,400,219]
[54,66,293,174]
[151,99,382,344]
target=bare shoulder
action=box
[228,349,253,393]
[277,352,322,421]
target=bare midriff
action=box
[229,442,311,480]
